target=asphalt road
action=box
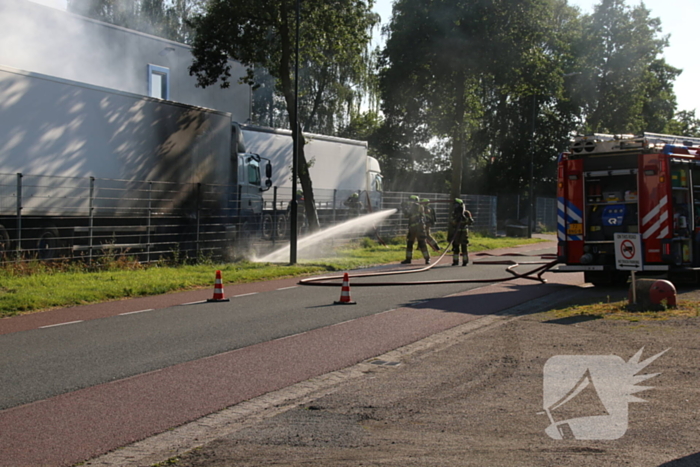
[0,241,578,466]
[0,246,554,411]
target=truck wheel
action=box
[612,271,629,285]
[584,271,613,287]
[0,224,10,258]
[36,226,60,261]
[262,214,274,240]
[276,214,287,238]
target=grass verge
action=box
[545,299,700,323]
[0,233,546,318]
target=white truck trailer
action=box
[0,65,271,259]
[237,125,383,238]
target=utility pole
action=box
[290,0,300,264]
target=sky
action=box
[31,0,700,113]
[372,0,700,114]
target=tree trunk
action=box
[297,133,320,232]
[450,75,467,201]
[278,2,320,233]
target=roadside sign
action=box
[614,233,642,271]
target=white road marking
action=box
[276,286,298,291]
[119,309,154,316]
[331,319,355,327]
[234,292,258,298]
[40,320,83,329]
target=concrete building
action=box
[0,0,251,121]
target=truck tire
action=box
[0,224,10,259]
[584,271,613,287]
[36,226,60,261]
[276,214,287,239]
[584,271,628,287]
[262,214,274,240]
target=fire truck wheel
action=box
[584,271,622,287]
[613,271,630,285]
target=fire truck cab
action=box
[557,132,700,286]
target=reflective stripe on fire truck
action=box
[641,195,669,239]
[557,197,583,241]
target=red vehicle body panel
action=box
[557,135,700,278]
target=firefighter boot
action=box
[452,253,459,266]
[423,251,431,265]
[401,249,413,264]
[462,249,469,266]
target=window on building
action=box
[148,65,170,100]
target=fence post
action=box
[147,181,152,263]
[272,186,278,245]
[196,183,201,259]
[332,189,337,224]
[491,196,498,236]
[88,177,95,262]
[15,173,22,261]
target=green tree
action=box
[666,110,700,137]
[380,0,562,200]
[576,0,678,133]
[476,0,582,199]
[188,0,377,232]
[68,0,202,43]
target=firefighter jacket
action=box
[402,201,424,227]
[424,205,437,228]
[450,205,473,232]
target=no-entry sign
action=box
[614,233,643,271]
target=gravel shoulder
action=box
[168,284,700,467]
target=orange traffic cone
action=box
[207,270,230,302]
[334,272,357,305]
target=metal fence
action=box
[262,188,497,239]
[0,171,552,265]
[536,197,557,233]
[0,172,248,264]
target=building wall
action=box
[0,0,251,121]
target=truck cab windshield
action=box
[247,157,261,186]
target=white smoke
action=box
[0,0,145,94]
[28,0,66,10]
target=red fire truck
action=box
[556,132,700,285]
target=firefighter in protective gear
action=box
[400,195,430,265]
[448,198,474,266]
[421,198,440,252]
[344,192,363,218]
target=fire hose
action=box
[299,239,560,288]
